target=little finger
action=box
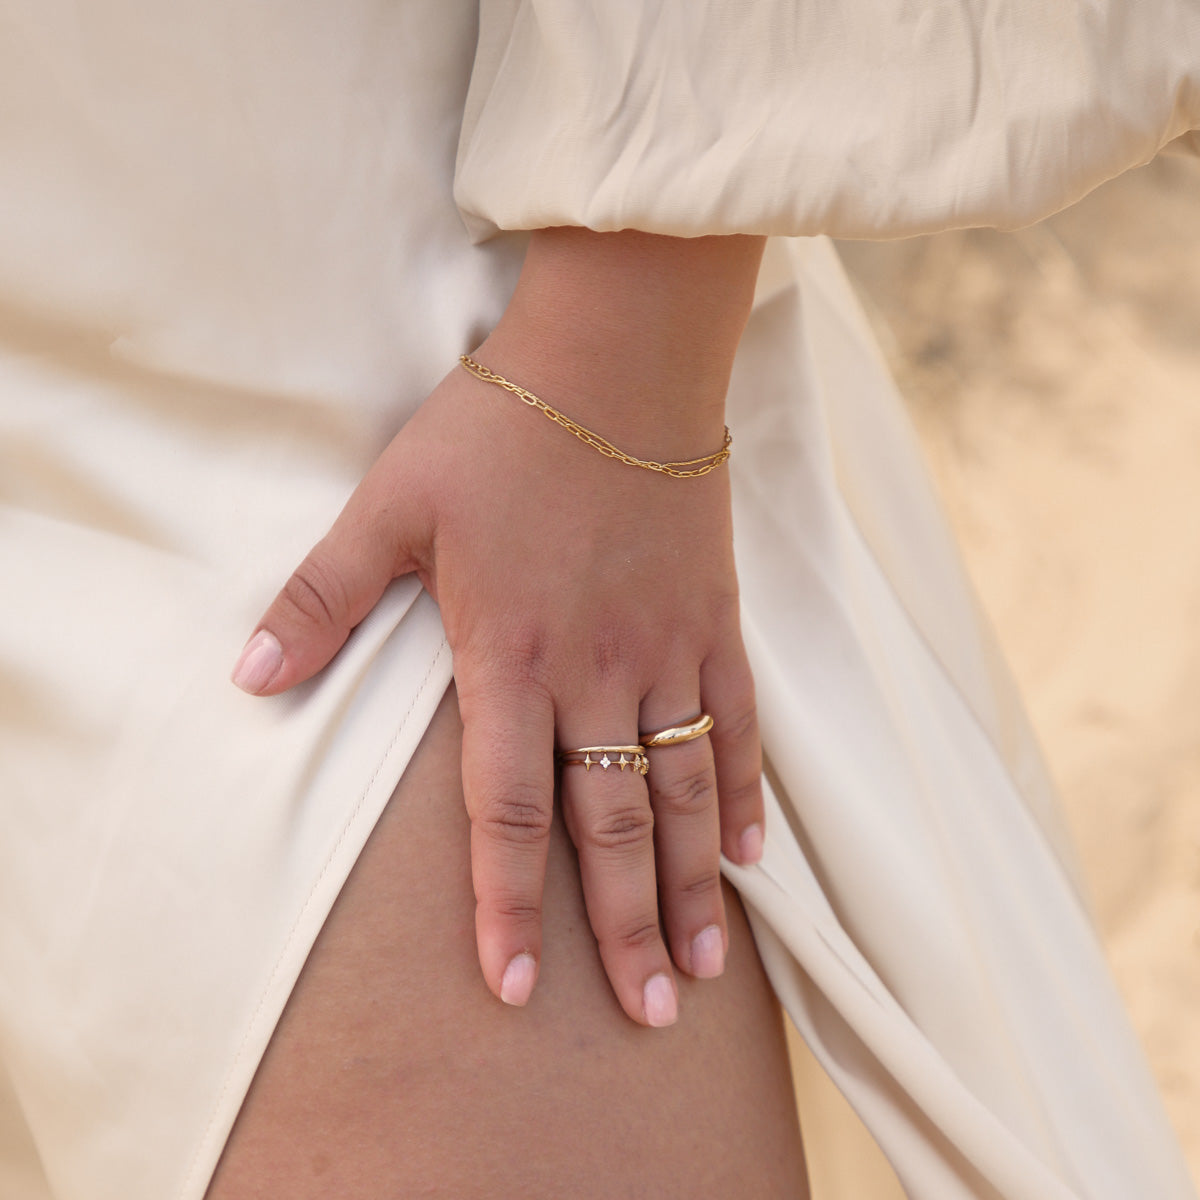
[701,637,765,866]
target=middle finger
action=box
[557,701,678,1028]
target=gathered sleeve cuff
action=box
[454,0,1200,241]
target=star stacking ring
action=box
[638,713,714,749]
[558,745,650,776]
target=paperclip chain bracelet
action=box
[459,355,732,479]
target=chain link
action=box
[459,355,731,479]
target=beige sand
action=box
[831,153,1200,1188]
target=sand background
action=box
[827,153,1200,1188]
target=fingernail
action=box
[690,925,725,979]
[643,972,678,1027]
[739,822,764,865]
[500,952,537,1006]
[231,630,283,694]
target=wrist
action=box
[474,227,764,462]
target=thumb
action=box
[231,475,431,696]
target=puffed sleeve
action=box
[454,0,1200,240]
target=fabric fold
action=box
[457,0,1200,241]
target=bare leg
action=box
[206,685,807,1198]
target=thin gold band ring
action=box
[558,745,650,776]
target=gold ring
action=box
[558,745,650,776]
[639,713,714,748]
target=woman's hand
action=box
[231,228,767,1026]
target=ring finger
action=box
[639,688,727,982]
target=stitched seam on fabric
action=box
[178,637,450,1199]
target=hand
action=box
[231,228,767,1026]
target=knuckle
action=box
[475,786,553,846]
[486,892,543,926]
[719,695,759,746]
[719,776,763,814]
[282,551,349,629]
[604,918,663,955]
[706,586,742,628]
[654,764,717,819]
[490,624,552,689]
[677,868,722,902]
[584,803,655,852]
[589,618,635,683]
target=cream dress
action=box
[2,2,1199,1198]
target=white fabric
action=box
[457,0,1200,239]
[0,3,1195,1198]
[726,239,1193,1198]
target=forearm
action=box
[476,227,766,462]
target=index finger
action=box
[456,664,556,1008]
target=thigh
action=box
[205,684,808,1199]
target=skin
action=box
[232,227,771,1029]
[205,685,808,1197]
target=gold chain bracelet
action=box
[458,355,731,479]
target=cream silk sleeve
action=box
[455,0,1200,240]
